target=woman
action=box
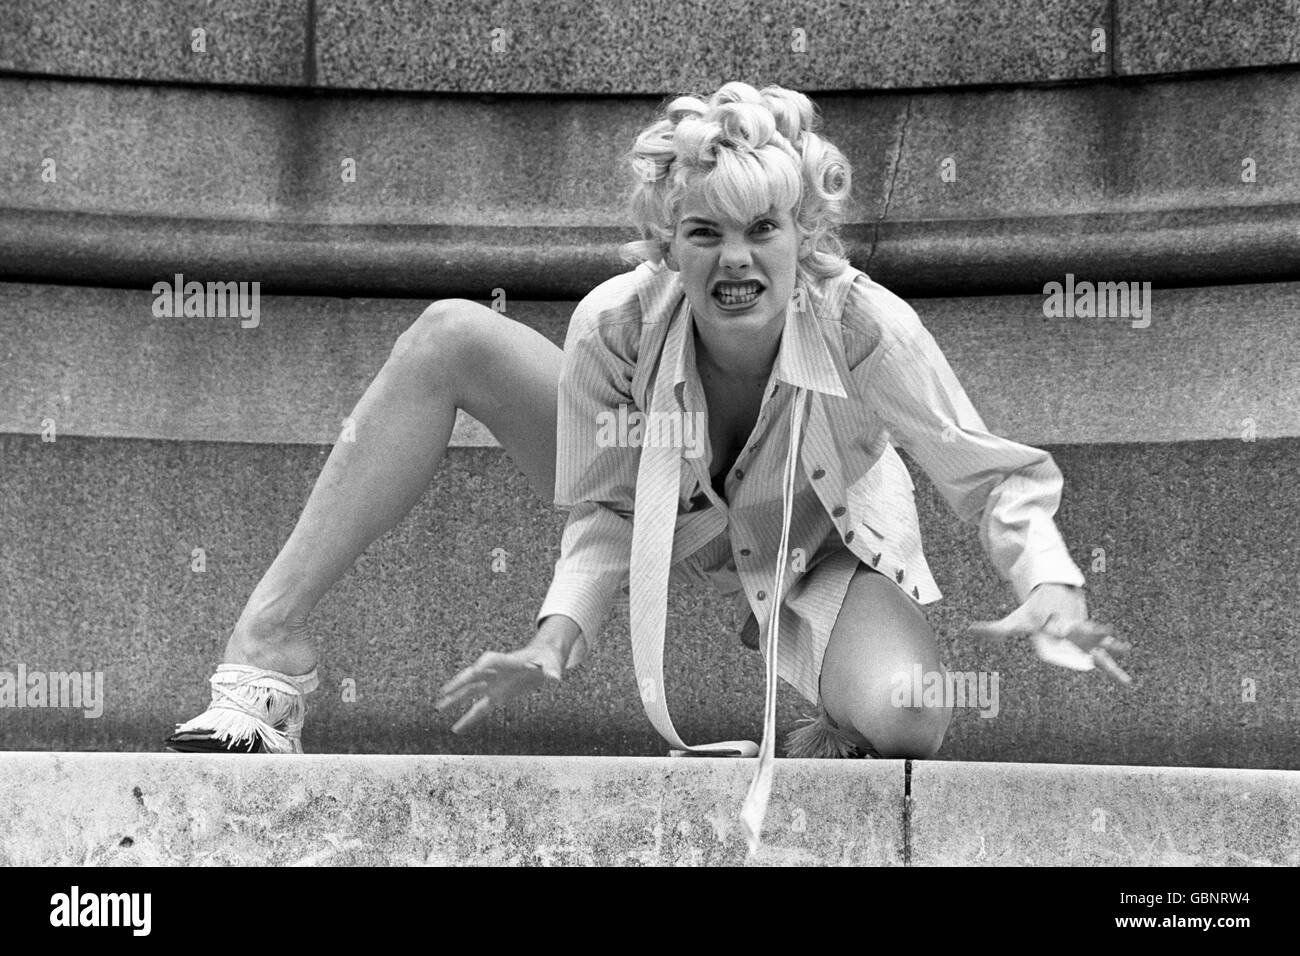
[168,83,1127,799]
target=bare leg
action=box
[818,565,953,757]
[224,298,563,674]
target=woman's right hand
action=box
[434,617,581,733]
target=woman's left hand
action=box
[967,583,1132,684]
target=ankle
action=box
[232,612,310,643]
[224,615,317,674]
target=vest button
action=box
[757,590,767,601]
[811,468,826,480]
[832,505,846,517]
[739,548,751,557]
[844,530,855,543]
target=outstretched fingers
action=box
[967,605,1039,643]
[1040,618,1131,683]
[434,646,564,734]
[1056,618,1130,655]
[435,651,506,711]
[1090,646,1133,684]
[970,611,1134,685]
[451,695,495,734]
[434,680,488,713]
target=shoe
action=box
[165,663,320,754]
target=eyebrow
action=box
[681,213,776,226]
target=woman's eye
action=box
[688,228,716,238]
[752,220,777,234]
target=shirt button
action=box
[757,590,767,600]
[844,530,855,543]
[832,505,846,517]
[912,585,920,599]
[811,468,826,480]
[872,553,881,567]
[739,548,751,557]
[734,469,744,480]
[896,568,905,583]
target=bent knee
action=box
[392,298,488,367]
[830,680,952,758]
[862,700,951,758]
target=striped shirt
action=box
[537,258,1085,704]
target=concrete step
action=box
[3,69,1299,296]
[4,0,1296,93]
[0,753,1294,865]
[4,280,1298,447]
[1,431,1296,766]
[908,760,1300,866]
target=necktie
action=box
[628,304,809,855]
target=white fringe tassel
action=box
[783,706,876,759]
[172,664,319,754]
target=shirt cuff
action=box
[1006,547,1087,605]
[536,570,622,661]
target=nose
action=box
[718,234,752,271]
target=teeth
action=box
[714,281,761,305]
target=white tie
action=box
[628,308,809,854]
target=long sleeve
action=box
[535,305,644,662]
[857,310,1086,603]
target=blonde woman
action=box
[169,84,1126,796]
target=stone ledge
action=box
[5,70,1300,232]
[0,752,905,866]
[3,203,1298,301]
[1,753,1293,866]
[909,761,1300,866]
[5,68,1299,296]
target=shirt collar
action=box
[772,274,850,398]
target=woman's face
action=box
[667,191,800,348]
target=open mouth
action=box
[712,279,765,307]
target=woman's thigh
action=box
[424,299,564,503]
[818,563,953,757]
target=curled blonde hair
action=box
[620,82,852,279]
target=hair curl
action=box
[620,82,852,279]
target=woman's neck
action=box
[692,316,781,385]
